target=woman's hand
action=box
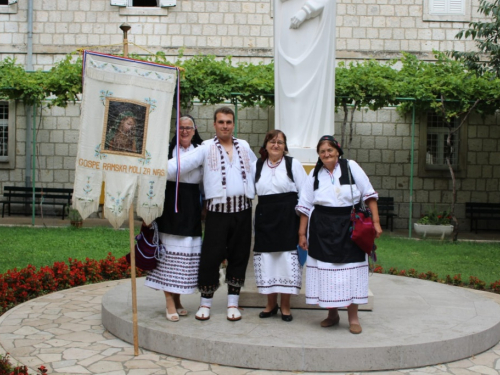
[298,234,308,250]
[366,198,383,238]
[298,213,309,249]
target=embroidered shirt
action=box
[296,159,378,216]
[252,157,307,196]
[167,137,257,205]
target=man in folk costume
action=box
[168,107,257,321]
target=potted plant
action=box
[414,206,453,239]
[67,207,83,228]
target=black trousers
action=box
[198,208,252,294]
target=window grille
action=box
[0,102,8,160]
[426,112,459,168]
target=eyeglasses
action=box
[179,126,194,131]
[269,140,285,146]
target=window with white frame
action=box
[0,0,18,14]
[111,0,175,12]
[423,0,470,21]
[0,101,15,169]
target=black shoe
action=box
[259,304,279,318]
[281,313,293,322]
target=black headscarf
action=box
[313,135,344,190]
[168,115,204,158]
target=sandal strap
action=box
[199,305,211,309]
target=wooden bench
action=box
[1,186,73,220]
[465,202,500,233]
[378,197,397,232]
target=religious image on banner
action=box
[73,51,178,229]
[102,98,149,157]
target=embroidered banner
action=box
[73,51,177,228]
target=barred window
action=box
[425,112,459,169]
[0,102,8,162]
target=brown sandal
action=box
[320,314,340,327]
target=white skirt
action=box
[144,233,201,294]
[305,255,369,308]
[254,250,302,295]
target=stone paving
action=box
[1,280,500,375]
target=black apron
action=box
[308,204,365,264]
[253,192,299,253]
[155,180,202,237]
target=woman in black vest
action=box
[297,135,382,334]
[144,115,204,322]
[253,130,307,322]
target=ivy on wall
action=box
[1,50,500,118]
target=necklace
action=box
[323,163,338,184]
[267,157,283,176]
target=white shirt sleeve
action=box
[348,160,378,201]
[292,158,308,197]
[167,144,207,180]
[296,169,315,216]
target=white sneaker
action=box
[195,306,211,321]
[227,306,242,321]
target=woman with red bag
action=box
[297,135,382,334]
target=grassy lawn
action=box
[375,235,500,284]
[0,226,136,274]
[0,227,499,285]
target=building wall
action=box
[1,102,499,229]
[0,0,483,69]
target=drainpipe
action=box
[25,0,34,187]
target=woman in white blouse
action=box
[252,130,307,322]
[144,116,204,322]
[297,135,382,334]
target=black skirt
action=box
[253,192,299,253]
[155,181,202,237]
[308,204,365,264]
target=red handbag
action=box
[350,209,376,255]
[347,161,377,256]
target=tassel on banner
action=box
[74,200,100,221]
[104,206,129,229]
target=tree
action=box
[452,0,500,77]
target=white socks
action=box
[228,294,239,307]
[200,297,212,308]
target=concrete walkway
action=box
[1,279,500,374]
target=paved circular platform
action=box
[102,274,500,372]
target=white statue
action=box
[274,0,336,155]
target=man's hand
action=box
[290,9,307,28]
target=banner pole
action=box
[120,22,138,356]
[128,206,139,356]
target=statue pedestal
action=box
[288,147,318,164]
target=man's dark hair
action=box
[213,106,235,122]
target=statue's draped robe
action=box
[275,0,336,148]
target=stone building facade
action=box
[1,0,499,230]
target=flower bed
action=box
[0,253,144,315]
[373,265,500,293]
